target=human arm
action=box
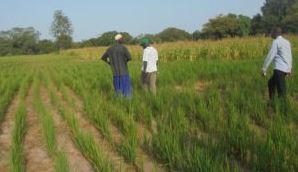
[289,43,293,75]
[143,61,148,73]
[262,41,278,75]
[101,49,110,65]
[124,47,132,62]
[142,48,149,73]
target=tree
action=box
[157,27,192,42]
[237,15,252,36]
[135,34,162,44]
[261,0,294,31]
[192,30,201,41]
[283,0,298,33]
[50,10,73,50]
[252,0,298,34]
[56,35,72,50]
[251,14,266,35]
[95,31,134,46]
[37,39,57,54]
[0,27,40,55]
[201,14,251,39]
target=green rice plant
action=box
[9,74,32,172]
[31,74,70,172]
[255,118,298,172]
[10,104,26,172]
[56,65,140,163]
[2,36,297,171]
[46,77,114,172]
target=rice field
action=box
[0,36,297,172]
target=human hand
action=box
[286,72,292,78]
[261,69,266,77]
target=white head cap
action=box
[115,34,123,41]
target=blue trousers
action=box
[113,75,132,97]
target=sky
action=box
[0,0,265,41]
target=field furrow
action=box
[135,123,166,172]
[55,85,136,172]
[23,87,54,172]
[66,85,166,172]
[40,86,94,172]
[0,92,20,172]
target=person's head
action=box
[115,34,124,44]
[271,27,282,39]
[140,38,151,49]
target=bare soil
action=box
[57,86,136,172]
[66,86,167,172]
[40,86,94,172]
[195,80,211,92]
[0,93,19,172]
[23,87,54,172]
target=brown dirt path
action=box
[65,86,167,172]
[0,93,20,172]
[56,86,136,172]
[23,87,54,172]
[40,86,94,172]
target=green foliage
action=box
[192,30,201,41]
[0,27,40,56]
[80,31,134,47]
[201,14,251,39]
[283,1,298,33]
[37,39,57,54]
[252,0,298,34]
[56,35,73,50]
[50,10,73,38]
[157,27,192,42]
[50,10,73,50]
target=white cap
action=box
[115,34,123,41]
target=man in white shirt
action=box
[262,27,292,100]
[140,38,158,95]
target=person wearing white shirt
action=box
[140,38,158,95]
[262,27,292,100]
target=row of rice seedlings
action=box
[54,64,139,164]
[9,73,32,172]
[50,67,112,141]
[31,74,70,172]
[43,71,114,172]
[0,74,24,127]
[90,84,137,163]
[23,51,298,171]
[148,107,237,171]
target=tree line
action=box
[0,0,297,56]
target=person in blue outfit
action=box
[101,34,132,97]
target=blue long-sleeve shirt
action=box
[262,36,292,73]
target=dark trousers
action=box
[268,70,287,100]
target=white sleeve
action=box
[262,41,277,72]
[143,49,149,62]
[289,43,293,71]
[155,49,158,61]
